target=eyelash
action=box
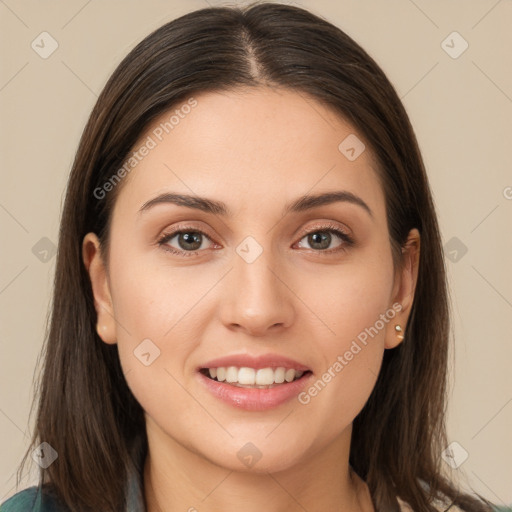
[156,222,355,257]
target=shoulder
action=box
[0,485,69,512]
[0,487,39,512]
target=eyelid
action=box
[295,220,352,240]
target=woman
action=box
[1,3,505,511]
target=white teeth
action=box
[216,367,226,382]
[285,368,296,382]
[238,367,256,385]
[226,366,238,383]
[255,368,274,385]
[204,366,305,386]
[274,367,285,384]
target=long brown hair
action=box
[14,2,494,511]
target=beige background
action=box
[1,0,511,505]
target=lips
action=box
[196,353,314,410]
[198,353,311,372]
[197,367,314,411]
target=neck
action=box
[143,417,374,512]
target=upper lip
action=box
[199,353,311,372]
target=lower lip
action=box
[197,371,313,411]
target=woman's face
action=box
[84,86,419,474]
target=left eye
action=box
[296,228,352,252]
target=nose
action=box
[219,247,295,337]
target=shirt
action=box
[0,465,143,511]
[0,448,145,511]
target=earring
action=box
[394,324,404,341]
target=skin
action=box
[83,86,420,512]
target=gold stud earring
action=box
[394,324,404,341]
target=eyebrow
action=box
[138,190,373,219]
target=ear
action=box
[82,232,117,344]
[385,228,421,349]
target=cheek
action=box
[108,245,208,342]
[295,249,395,348]
[107,247,219,399]
[293,253,394,418]
[109,257,207,432]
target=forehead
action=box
[112,87,385,222]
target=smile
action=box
[200,366,310,388]
[197,367,313,411]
